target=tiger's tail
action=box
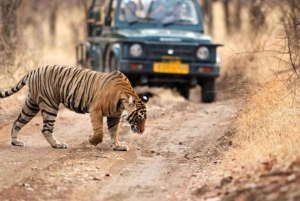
[0,73,30,98]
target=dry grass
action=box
[192,2,300,196]
[227,80,300,172]
[212,1,291,101]
[0,2,86,121]
[212,1,300,178]
[196,74,300,199]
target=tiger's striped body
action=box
[0,65,149,151]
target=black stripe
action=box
[127,112,135,122]
[42,128,53,133]
[117,99,124,110]
[85,73,98,106]
[43,120,56,123]
[21,78,26,85]
[21,109,36,117]
[41,109,57,117]
[100,74,114,89]
[66,71,82,109]
[38,97,58,110]
[107,117,120,129]
[108,101,111,115]
[25,101,40,112]
[101,106,104,117]
[14,125,21,131]
[78,72,94,113]
[5,91,9,96]
[17,118,29,124]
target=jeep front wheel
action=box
[201,79,216,103]
[107,53,118,73]
[176,85,190,100]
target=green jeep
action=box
[76,0,222,103]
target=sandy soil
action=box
[0,88,239,201]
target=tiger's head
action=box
[121,95,149,134]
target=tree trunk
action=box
[202,0,214,35]
[249,0,265,32]
[49,0,59,45]
[0,0,22,70]
[223,0,231,34]
[234,0,242,31]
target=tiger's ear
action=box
[129,96,135,106]
[140,94,149,103]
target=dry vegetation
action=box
[191,79,300,199]
[223,0,300,169]
[0,0,87,88]
[229,80,300,170]
[188,0,300,199]
[0,0,87,122]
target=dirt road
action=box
[0,88,238,201]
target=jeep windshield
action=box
[118,0,199,25]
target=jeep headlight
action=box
[197,46,210,60]
[130,43,143,57]
[216,52,220,63]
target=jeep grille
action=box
[147,44,196,62]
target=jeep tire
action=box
[91,45,103,72]
[201,79,216,103]
[107,53,118,73]
[176,84,190,100]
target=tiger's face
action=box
[122,95,149,134]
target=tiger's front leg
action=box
[89,110,104,146]
[107,117,129,151]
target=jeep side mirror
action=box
[104,0,114,26]
[93,9,103,36]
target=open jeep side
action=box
[76,0,222,103]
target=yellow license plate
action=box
[153,63,189,74]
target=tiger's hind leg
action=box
[107,117,129,151]
[40,104,67,149]
[11,94,40,146]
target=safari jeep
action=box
[76,0,222,103]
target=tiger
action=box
[0,65,149,151]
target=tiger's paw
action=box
[11,139,25,147]
[51,143,68,149]
[113,145,129,151]
[88,135,103,146]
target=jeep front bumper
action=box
[119,60,220,77]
